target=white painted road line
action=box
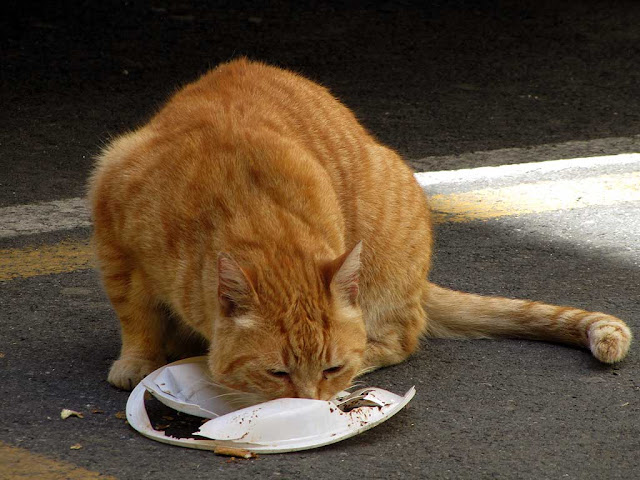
[0,197,91,239]
[412,134,640,171]
[1,141,638,239]
[414,153,640,187]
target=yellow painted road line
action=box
[428,171,640,223]
[0,441,117,480]
[1,172,639,282]
[0,240,93,282]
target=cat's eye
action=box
[268,370,289,378]
[323,365,344,377]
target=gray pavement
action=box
[1,1,639,479]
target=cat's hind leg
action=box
[361,301,426,373]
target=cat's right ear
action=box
[323,241,363,307]
[217,252,258,318]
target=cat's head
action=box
[208,242,367,402]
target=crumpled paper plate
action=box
[126,356,415,453]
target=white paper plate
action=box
[126,356,415,453]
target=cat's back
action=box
[90,59,431,276]
[156,58,374,157]
[90,59,370,229]
[90,59,364,197]
[89,59,360,252]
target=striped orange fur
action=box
[88,58,631,399]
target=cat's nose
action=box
[293,384,318,399]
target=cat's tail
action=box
[423,282,632,363]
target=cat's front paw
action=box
[588,319,632,363]
[107,357,165,390]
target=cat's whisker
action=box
[200,385,269,406]
[355,366,377,377]
[348,381,366,389]
[201,378,229,389]
[204,382,233,391]
[205,391,246,400]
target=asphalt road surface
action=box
[1,1,639,479]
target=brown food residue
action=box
[214,446,257,459]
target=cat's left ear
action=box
[217,252,258,318]
[324,241,363,306]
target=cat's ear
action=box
[217,252,258,318]
[324,241,363,306]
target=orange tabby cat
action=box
[89,58,631,399]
